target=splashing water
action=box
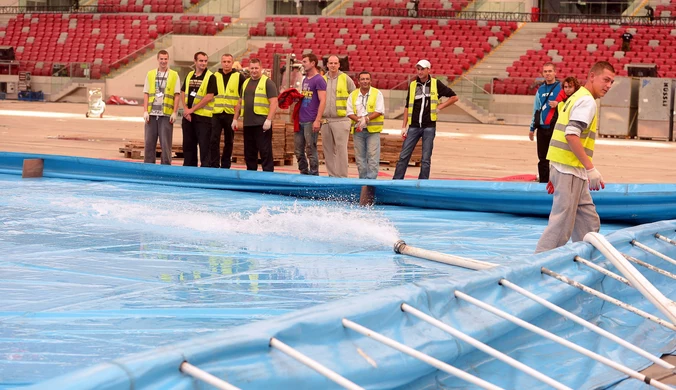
[87,199,401,248]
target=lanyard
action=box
[155,70,167,92]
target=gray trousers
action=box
[144,115,173,165]
[320,119,351,178]
[535,168,600,253]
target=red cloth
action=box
[278,88,304,132]
[544,88,568,124]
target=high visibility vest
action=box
[546,86,597,168]
[184,70,215,117]
[241,75,270,117]
[324,72,349,117]
[349,87,384,133]
[147,69,179,115]
[213,70,240,115]
[407,78,438,125]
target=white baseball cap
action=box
[416,59,431,69]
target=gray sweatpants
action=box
[535,168,600,253]
[144,115,174,165]
[320,119,351,178]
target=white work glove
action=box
[231,120,238,131]
[263,119,272,131]
[401,127,408,139]
[169,112,177,123]
[586,167,605,191]
[143,111,149,123]
[358,117,367,130]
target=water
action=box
[0,174,627,387]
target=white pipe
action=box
[574,256,631,286]
[269,338,363,390]
[585,233,676,324]
[541,267,676,331]
[499,279,675,371]
[655,233,676,246]
[341,318,503,390]
[624,253,676,281]
[454,291,673,390]
[179,361,241,390]
[632,239,676,267]
[393,240,498,271]
[400,303,572,390]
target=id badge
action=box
[190,91,197,97]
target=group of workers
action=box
[142,49,617,253]
[142,50,458,181]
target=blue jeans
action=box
[353,130,380,179]
[295,122,319,175]
[393,126,435,180]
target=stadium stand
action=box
[0,13,230,79]
[246,16,516,89]
[345,0,470,16]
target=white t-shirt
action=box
[551,95,597,180]
[143,70,182,116]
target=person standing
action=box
[180,51,216,167]
[232,58,278,172]
[393,59,458,180]
[346,71,385,179]
[529,62,561,183]
[209,54,244,168]
[535,61,615,253]
[295,53,326,175]
[321,55,356,177]
[142,50,180,165]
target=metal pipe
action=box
[179,361,241,390]
[454,291,673,390]
[500,279,676,371]
[655,233,676,246]
[574,256,631,287]
[586,233,676,324]
[542,267,676,331]
[632,239,676,267]
[624,253,676,281]
[341,318,503,390]
[400,303,572,390]
[269,338,363,390]
[393,240,498,271]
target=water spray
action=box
[393,240,499,271]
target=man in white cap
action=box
[393,59,458,180]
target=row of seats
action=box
[0,13,228,78]
[97,0,195,13]
[245,17,515,90]
[499,22,676,95]
[345,0,469,16]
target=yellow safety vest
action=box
[407,78,438,125]
[184,70,215,117]
[546,87,597,168]
[213,70,240,115]
[147,69,179,115]
[241,75,270,117]
[323,72,349,117]
[349,87,384,133]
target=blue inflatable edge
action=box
[1,152,675,223]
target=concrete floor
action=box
[1,100,675,183]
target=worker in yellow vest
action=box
[393,59,458,180]
[180,51,217,167]
[321,55,356,178]
[142,50,181,165]
[232,58,278,172]
[346,71,385,179]
[535,61,616,253]
[209,53,244,169]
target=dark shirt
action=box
[243,77,278,127]
[218,69,245,97]
[404,77,456,128]
[182,71,218,112]
[622,32,633,43]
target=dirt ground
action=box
[1,100,675,183]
